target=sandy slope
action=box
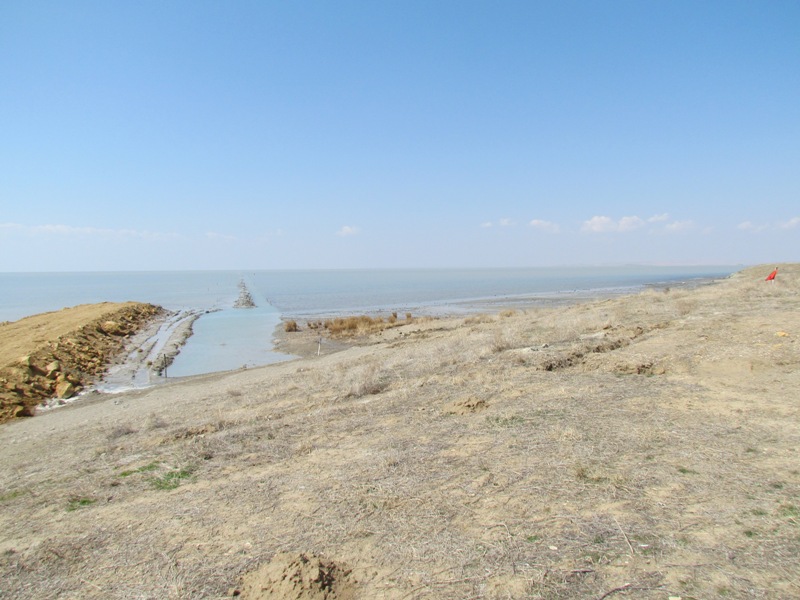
[0,265,798,600]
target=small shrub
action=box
[573,463,610,484]
[145,413,168,430]
[284,320,299,332]
[464,314,492,326]
[491,331,511,353]
[107,424,137,440]
[324,315,383,336]
[345,363,391,398]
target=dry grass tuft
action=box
[319,313,417,337]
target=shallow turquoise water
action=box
[167,305,285,377]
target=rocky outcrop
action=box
[0,303,164,423]
[234,280,256,308]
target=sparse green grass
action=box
[66,496,96,511]
[525,535,540,543]
[119,461,160,478]
[150,467,194,491]
[486,415,527,428]
[678,466,698,475]
[0,489,25,502]
[778,503,799,522]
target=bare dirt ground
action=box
[1,264,798,599]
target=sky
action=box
[1,0,798,271]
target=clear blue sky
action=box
[1,0,798,271]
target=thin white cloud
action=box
[582,216,615,233]
[737,221,768,232]
[529,219,560,233]
[480,221,493,228]
[581,215,644,233]
[498,218,514,227]
[618,216,644,231]
[648,213,669,223]
[778,217,800,229]
[336,225,359,237]
[664,220,695,233]
[738,218,800,232]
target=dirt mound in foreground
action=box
[0,302,163,423]
[238,552,357,599]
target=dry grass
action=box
[1,265,799,599]
[309,313,422,337]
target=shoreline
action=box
[268,274,728,361]
[1,263,797,598]
[5,285,627,417]
[0,271,737,417]
[90,309,207,393]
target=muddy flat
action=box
[1,265,798,599]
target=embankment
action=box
[0,302,164,422]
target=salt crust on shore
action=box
[0,264,798,599]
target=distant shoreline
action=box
[0,265,740,324]
[0,269,736,415]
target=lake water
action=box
[0,266,739,377]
